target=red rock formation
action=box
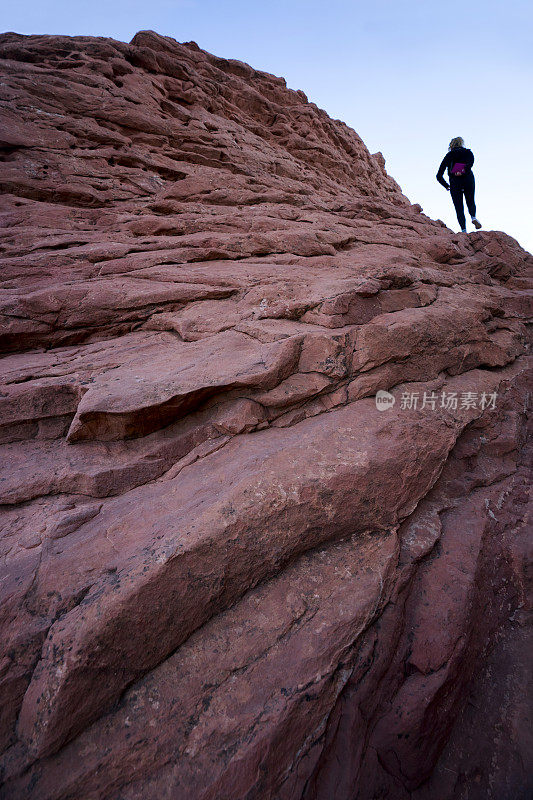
[0,29,531,800]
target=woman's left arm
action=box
[436,154,450,189]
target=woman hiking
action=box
[436,137,482,233]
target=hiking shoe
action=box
[471,217,482,229]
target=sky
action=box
[3,0,533,253]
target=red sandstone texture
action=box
[0,29,532,800]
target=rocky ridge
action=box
[0,29,532,799]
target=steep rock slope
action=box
[0,30,531,800]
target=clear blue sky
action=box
[4,0,533,252]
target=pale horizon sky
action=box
[3,0,532,253]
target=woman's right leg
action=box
[449,181,466,230]
[464,173,476,218]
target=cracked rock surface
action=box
[0,29,532,800]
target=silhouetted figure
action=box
[437,137,482,233]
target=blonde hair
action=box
[449,136,464,150]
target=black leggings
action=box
[450,172,476,230]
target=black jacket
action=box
[436,146,474,188]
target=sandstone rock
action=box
[0,28,531,800]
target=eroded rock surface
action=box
[0,30,531,799]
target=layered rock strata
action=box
[0,30,531,799]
